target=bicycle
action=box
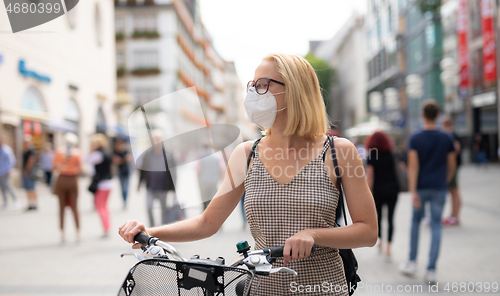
[118,233,310,296]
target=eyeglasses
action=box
[247,78,285,95]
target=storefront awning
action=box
[45,119,78,133]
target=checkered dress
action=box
[244,140,348,295]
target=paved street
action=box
[0,164,499,295]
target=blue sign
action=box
[19,59,51,83]
[0,53,3,64]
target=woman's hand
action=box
[283,229,315,266]
[118,220,149,249]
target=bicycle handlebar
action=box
[134,232,156,245]
[263,246,316,258]
[134,232,185,262]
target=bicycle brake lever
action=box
[270,267,298,276]
[120,252,149,261]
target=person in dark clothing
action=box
[137,130,183,227]
[365,131,400,259]
[22,134,38,211]
[400,99,456,284]
[113,138,131,210]
[441,115,462,226]
[473,133,488,169]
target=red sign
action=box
[481,0,497,85]
[33,121,42,137]
[23,120,31,134]
[458,0,471,90]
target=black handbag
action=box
[392,152,408,192]
[88,174,100,194]
[329,136,361,295]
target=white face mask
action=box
[244,87,286,130]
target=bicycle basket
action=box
[118,258,253,296]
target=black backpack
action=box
[328,136,361,295]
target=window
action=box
[95,4,102,46]
[472,49,484,94]
[469,0,482,39]
[22,87,45,112]
[115,16,125,33]
[133,50,158,68]
[64,99,80,124]
[388,5,392,32]
[408,35,423,72]
[133,13,157,31]
[117,51,125,68]
[134,88,159,105]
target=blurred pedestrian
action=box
[53,133,82,243]
[113,138,131,210]
[22,134,38,211]
[85,133,112,238]
[473,133,488,169]
[365,131,400,259]
[40,142,55,187]
[441,115,462,226]
[137,129,180,227]
[0,134,18,208]
[196,142,224,210]
[400,99,456,284]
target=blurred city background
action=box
[0,0,499,295]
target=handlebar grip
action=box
[134,232,153,245]
[269,245,316,257]
[269,246,284,257]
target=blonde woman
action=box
[119,54,377,295]
[53,133,82,243]
[86,133,113,237]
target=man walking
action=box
[0,135,18,208]
[400,99,456,285]
[137,130,182,227]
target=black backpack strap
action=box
[329,136,349,227]
[246,138,262,173]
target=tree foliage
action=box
[304,52,335,109]
[417,0,441,14]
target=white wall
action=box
[0,0,116,158]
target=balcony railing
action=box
[131,67,161,76]
[117,67,126,77]
[115,32,125,41]
[132,30,160,39]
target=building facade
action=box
[311,12,368,135]
[114,0,249,134]
[0,0,117,179]
[365,0,407,133]
[440,0,498,161]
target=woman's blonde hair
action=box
[91,133,108,150]
[262,53,328,138]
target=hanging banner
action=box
[458,0,471,95]
[33,121,42,137]
[23,120,32,134]
[481,0,497,85]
